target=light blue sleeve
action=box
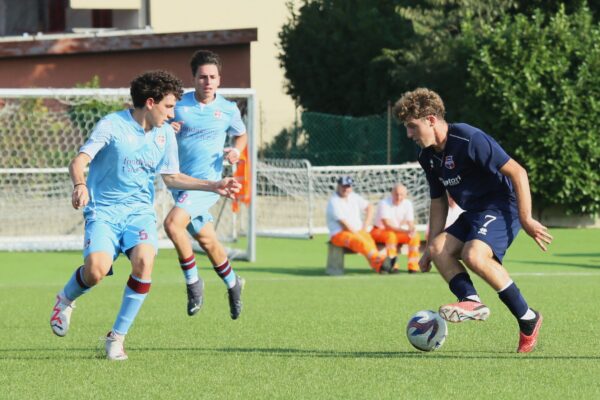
[79,117,113,159]
[158,128,180,175]
[227,104,247,137]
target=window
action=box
[0,0,148,37]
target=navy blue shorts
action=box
[445,209,521,263]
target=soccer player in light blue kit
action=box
[394,88,553,353]
[164,50,247,319]
[50,70,241,361]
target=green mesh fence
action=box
[262,111,419,166]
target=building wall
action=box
[149,0,298,148]
[0,44,250,88]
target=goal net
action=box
[0,88,257,261]
[255,159,429,238]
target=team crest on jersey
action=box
[214,110,222,119]
[155,134,166,148]
[444,155,455,169]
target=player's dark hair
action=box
[393,88,446,122]
[190,50,222,75]
[130,70,184,108]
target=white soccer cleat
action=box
[50,294,75,337]
[105,331,128,361]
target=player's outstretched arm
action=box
[69,152,91,209]
[500,159,553,251]
[161,173,241,199]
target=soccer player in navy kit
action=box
[394,88,553,353]
[163,50,247,319]
[50,70,241,360]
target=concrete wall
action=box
[539,207,600,228]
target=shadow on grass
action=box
[0,347,107,361]
[244,266,375,277]
[554,253,600,258]
[509,258,600,270]
[3,346,599,361]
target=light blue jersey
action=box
[81,109,179,218]
[173,92,245,233]
[79,109,179,257]
[175,92,245,180]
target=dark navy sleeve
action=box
[418,157,445,199]
[467,131,510,174]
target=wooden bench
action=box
[326,225,427,275]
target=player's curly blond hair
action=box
[393,88,446,122]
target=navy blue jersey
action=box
[418,123,517,213]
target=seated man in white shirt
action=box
[371,184,421,273]
[326,176,390,273]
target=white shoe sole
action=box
[439,305,490,323]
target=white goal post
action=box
[0,88,257,261]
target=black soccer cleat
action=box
[380,257,393,274]
[186,278,205,316]
[227,275,245,320]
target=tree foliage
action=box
[278,0,412,116]
[277,0,600,215]
[375,0,519,120]
[463,6,600,214]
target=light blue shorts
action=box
[83,213,158,260]
[172,190,218,236]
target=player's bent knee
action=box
[131,258,154,279]
[196,232,219,250]
[428,239,446,260]
[460,247,487,271]
[163,218,179,238]
[85,264,107,286]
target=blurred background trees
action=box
[276,0,600,215]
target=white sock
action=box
[59,291,73,305]
[520,309,536,320]
[466,294,481,302]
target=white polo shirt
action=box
[326,192,369,237]
[374,196,414,230]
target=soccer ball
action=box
[406,310,448,352]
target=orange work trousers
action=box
[330,230,383,271]
[370,227,420,271]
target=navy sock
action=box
[448,272,478,301]
[498,282,529,320]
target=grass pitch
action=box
[1,228,599,399]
